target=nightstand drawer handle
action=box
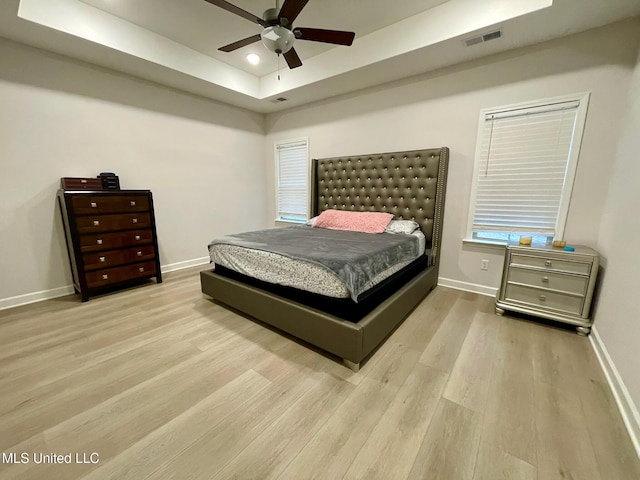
[539,294,546,301]
[93,220,100,226]
[135,235,141,241]
[136,251,142,257]
[132,218,138,224]
[96,239,103,245]
[138,267,145,273]
[102,274,108,280]
[541,276,549,283]
[130,201,136,207]
[545,260,552,267]
[90,202,97,208]
[99,256,105,263]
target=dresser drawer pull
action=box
[93,220,100,226]
[99,256,105,263]
[138,267,145,273]
[130,201,136,207]
[102,274,108,280]
[97,239,103,245]
[539,294,546,301]
[132,218,138,224]
[545,260,552,267]
[135,235,141,241]
[91,202,97,208]
[541,276,549,283]
[136,251,142,257]
[81,179,87,184]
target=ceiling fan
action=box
[204,0,356,69]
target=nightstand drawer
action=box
[508,267,588,295]
[505,284,583,315]
[510,254,591,275]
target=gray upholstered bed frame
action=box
[200,147,449,371]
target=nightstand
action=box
[495,244,599,335]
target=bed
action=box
[200,147,449,371]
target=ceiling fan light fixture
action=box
[260,25,294,54]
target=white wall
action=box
[264,18,640,294]
[0,38,267,305]
[593,46,640,450]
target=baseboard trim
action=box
[590,326,640,460]
[437,277,498,297]
[160,257,210,274]
[0,285,75,311]
[0,257,211,311]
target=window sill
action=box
[462,238,508,248]
[274,218,306,226]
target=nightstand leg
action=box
[576,326,591,336]
[495,306,505,316]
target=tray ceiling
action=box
[1,0,639,113]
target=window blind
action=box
[276,140,308,222]
[472,100,580,236]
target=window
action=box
[466,93,589,245]
[275,138,309,223]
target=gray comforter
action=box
[209,226,423,302]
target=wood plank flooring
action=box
[0,266,638,480]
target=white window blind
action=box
[276,139,308,223]
[468,95,588,243]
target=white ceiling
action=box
[0,0,639,114]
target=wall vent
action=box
[270,97,288,103]
[464,29,502,47]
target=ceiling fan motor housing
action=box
[261,25,295,54]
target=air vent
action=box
[464,29,502,47]
[270,97,288,103]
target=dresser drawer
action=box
[79,230,154,252]
[83,245,156,271]
[505,284,583,316]
[76,213,151,233]
[83,249,125,271]
[72,195,149,214]
[508,267,588,295]
[85,261,157,288]
[510,254,591,275]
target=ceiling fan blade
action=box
[293,28,355,46]
[283,48,303,69]
[218,34,262,52]
[204,0,267,27]
[278,0,309,26]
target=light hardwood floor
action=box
[1,266,639,480]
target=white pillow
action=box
[304,216,319,226]
[385,219,420,234]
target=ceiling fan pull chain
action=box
[278,54,281,81]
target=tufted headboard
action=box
[311,147,449,264]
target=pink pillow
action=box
[313,210,394,234]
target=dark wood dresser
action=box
[57,189,162,301]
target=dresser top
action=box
[58,189,151,194]
[507,243,598,257]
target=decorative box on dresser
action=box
[57,189,162,301]
[495,244,599,335]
